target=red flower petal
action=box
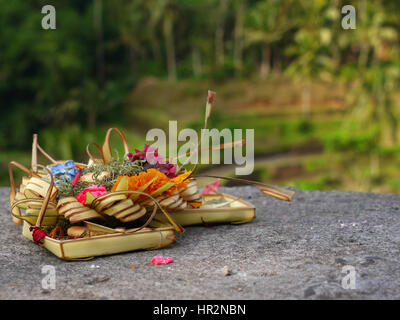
[29,227,48,245]
[152,256,173,265]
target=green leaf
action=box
[116,176,129,191]
[150,181,175,198]
[85,191,96,206]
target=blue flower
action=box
[50,163,64,176]
[66,167,79,179]
[64,176,73,184]
[47,161,80,186]
[63,160,76,170]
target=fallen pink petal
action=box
[152,256,174,265]
[202,178,221,195]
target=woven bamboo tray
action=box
[21,220,175,261]
[153,193,256,226]
[8,132,183,260]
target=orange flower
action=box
[138,168,169,194]
[166,171,191,196]
[111,176,123,192]
[189,201,202,208]
[111,169,192,199]
[111,169,169,196]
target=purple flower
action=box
[129,144,177,178]
[143,162,177,178]
[128,145,164,164]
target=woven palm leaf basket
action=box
[8,91,294,260]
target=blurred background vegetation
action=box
[2,0,400,193]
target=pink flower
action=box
[76,185,107,204]
[144,146,164,164]
[128,145,165,164]
[202,179,221,195]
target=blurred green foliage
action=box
[2,0,400,193]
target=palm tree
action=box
[342,0,400,146]
[215,0,228,70]
[285,0,335,117]
[233,0,245,76]
[244,0,294,79]
[162,0,177,81]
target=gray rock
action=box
[1,186,400,299]
[304,286,316,297]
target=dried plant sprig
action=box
[86,159,144,178]
[56,159,145,198]
[57,180,93,198]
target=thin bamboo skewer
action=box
[169,139,245,163]
[32,134,38,173]
[196,174,295,201]
[8,161,31,224]
[34,165,56,227]
[37,144,57,163]
[185,90,216,180]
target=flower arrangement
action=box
[52,143,196,236]
[7,91,295,259]
[9,125,204,241]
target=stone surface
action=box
[0,186,399,300]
